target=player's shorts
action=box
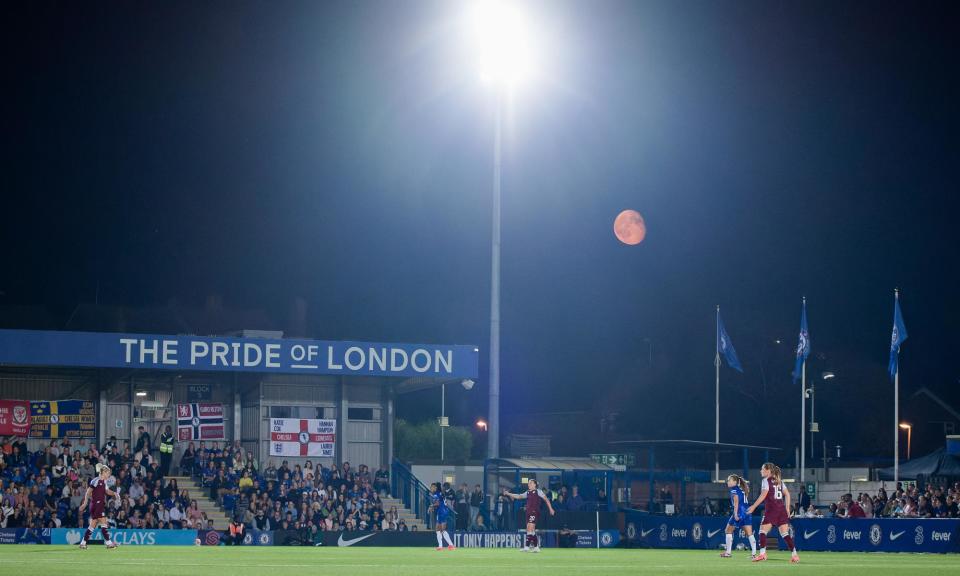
[761,508,789,527]
[436,509,450,525]
[727,513,751,529]
[526,510,540,525]
[89,502,106,520]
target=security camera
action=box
[461,379,475,391]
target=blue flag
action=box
[888,292,908,379]
[717,311,743,372]
[792,299,810,382]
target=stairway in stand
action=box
[380,495,423,531]
[166,476,232,530]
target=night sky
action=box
[3,1,957,460]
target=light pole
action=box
[899,422,912,460]
[471,2,535,461]
[808,372,834,461]
[440,382,448,461]
[442,379,476,461]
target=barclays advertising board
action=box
[51,528,199,546]
[0,329,478,379]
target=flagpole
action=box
[801,359,806,484]
[894,288,900,484]
[800,297,806,485]
[894,364,899,483]
[715,305,721,483]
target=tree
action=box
[395,419,473,462]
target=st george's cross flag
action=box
[269,418,336,457]
[176,403,225,441]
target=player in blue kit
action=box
[429,483,456,550]
[721,474,757,558]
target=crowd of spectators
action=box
[1,433,396,537]
[1,433,211,530]
[794,482,960,519]
[181,438,400,538]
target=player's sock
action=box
[82,529,92,543]
[759,532,767,553]
[443,531,454,547]
[532,533,539,549]
[748,534,757,555]
[436,531,444,547]
[525,532,533,548]
[100,527,111,543]
[783,534,796,553]
[724,533,733,554]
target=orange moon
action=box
[614,209,646,245]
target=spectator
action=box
[567,485,584,512]
[469,513,489,532]
[228,517,245,545]
[797,485,811,514]
[470,484,484,526]
[901,497,918,517]
[845,497,866,518]
[455,483,470,530]
[134,426,151,454]
[859,493,874,517]
[180,443,196,476]
[554,485,568,509]
[374,465,390,496]
[596,488,609,512]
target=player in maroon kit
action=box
[502,479,555,552]
[78,463,119,549]
[746,462,799,563]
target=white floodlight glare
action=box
[470,1,536,87]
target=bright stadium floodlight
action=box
[471,1,536,87]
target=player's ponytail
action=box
[727,474,750,498]
[95,463,110,475]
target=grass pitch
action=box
[0,545,957,575]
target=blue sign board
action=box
[623,513,960,554]
[0,329,478,379]
[791,518,958,553]
[453,532,556,548]
[573,530,621,548]
[51,528,199,546]
[624,514,741,550]
[0,528,51,544]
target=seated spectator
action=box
[845,499,866,518]
[180,443,196,475]
[901,497,918,517]
[238,470,254,493]
[470,513,490,531]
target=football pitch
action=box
[2,546,958,575]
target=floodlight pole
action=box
[488,90,503,460]
[715,306,721,483]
